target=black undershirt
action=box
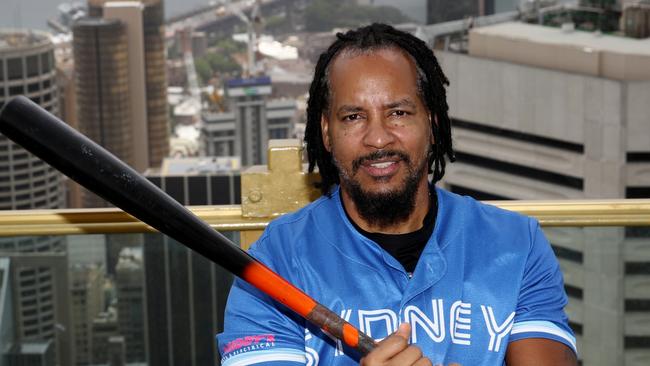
[344,189,437,274]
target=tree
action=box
[304,0,412,32]
[194,58,212,85]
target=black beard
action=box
[337,150,428,229]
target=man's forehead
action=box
[326,47,422,103]
[329,46,417,72]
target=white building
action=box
[433,20,650,366]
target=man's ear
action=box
[321,114,331,152]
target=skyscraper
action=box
[428,20,650,365]
[103,2,149,172]
[201,97,297,161]
[70,263,105,365]
[72,18,133,208]
[0,257,13,363]
[144,162,240,365]
[115,247,145,362]
[88,0,170,169]
[0,29,71,366]
[230,77,271,166]
[0,30,65,210]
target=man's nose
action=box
[362,116,396,149]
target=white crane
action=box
[229,0,264,76]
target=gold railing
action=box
[0,198,648,235]
[0,139,648,245]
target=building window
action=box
[7,58,22,80]
[26,55,39,77]
[9,85,24,96]
[15,183,29,190]
[0,59,4,80]
[43,79,51,89]
[27,83,40,93]
[41,52,53,73]
[269,128,288,139]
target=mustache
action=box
[352,150,411,173]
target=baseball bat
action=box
[0,96,376,355]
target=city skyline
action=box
[0,1,649,365]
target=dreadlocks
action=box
[305,23,455,195]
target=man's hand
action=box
[360,323,432,366]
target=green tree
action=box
[304,0,412,32]
[194,58,212,85]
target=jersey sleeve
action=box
[217,238,308,365]
[508,219,577,355]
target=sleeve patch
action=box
[222,348,306,366]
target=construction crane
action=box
[228,0,264,76]
[180,27,202,114]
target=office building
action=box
[103,2,149,172]
[439,21,650,200]
[115,247,145,363]
[422,20,650,365]
[5,342,56,366]
[0,258,13,365]
[90,309,119,365]
[70,264,106,365]
[72,18,133,208]
[229,76,272,166]
[427,0,494,24]
[0,30,65,210]
[106,336,126,366]
[201,93,298,165]
[143,160,240,365]
[88,0,170,169]
[0,29,71,366]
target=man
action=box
[218,24,577,365]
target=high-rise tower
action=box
[0,29,71,366]
[72,18,133,208]
[88,0,170,169]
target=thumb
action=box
[395,323,411,340]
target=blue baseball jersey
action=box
[217,187,576,365]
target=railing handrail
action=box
[0,198,648,237]
[0,205,269,236]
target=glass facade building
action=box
[0,30,69,365]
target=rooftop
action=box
[9,341,52,355]
[468,21,650,80]
[471,21,650,56]
[0,29,51,51]
[159,156,241,175]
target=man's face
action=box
[321,47,433,225]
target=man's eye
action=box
[343,114,360,121]
[392,110,407,117]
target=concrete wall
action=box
[439,51,632,199]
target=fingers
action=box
[360,323,432,366]
[394,322,411,339]
[361,323,409,365]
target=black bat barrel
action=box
[0,96,254,275]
